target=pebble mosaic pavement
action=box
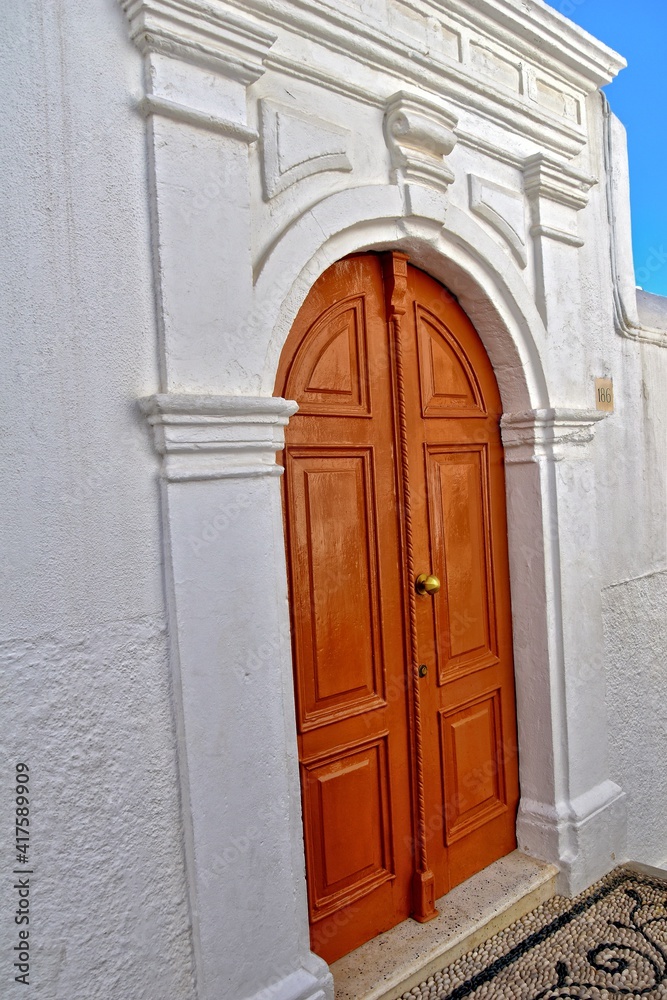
[400,868,667,1000]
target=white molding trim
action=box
[260,100,352,200]
[384,91,458,193]
[501,408,607,464]
[218,0,624,160]
[138,94,259,142]
[244,961,332,1000]
[602,96,667,348]
[518,780,626,892]
[139,394,298,481]
[456,129,524,168]
[468,173,527,268]
[404,0,625,89]
[121,0,276,82]
[524,153,596,212]
[524,154,596,292]
[529,224,584,249]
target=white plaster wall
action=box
[599,321,667,869]
[602,571,667,868]
[588,106,667,868]
[0,2,193,996]
[587,110,667,590]
[2,0,667,996]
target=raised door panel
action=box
[439,690,508,844]
[285,297,371,416]
[415,306,485,418]
[286,449,386,729]
[302,735,394,921]
[427,446,499,683]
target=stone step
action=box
[331,850,559,1000]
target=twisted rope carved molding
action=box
[383,252,439,924]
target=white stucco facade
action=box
[1,1,666,998]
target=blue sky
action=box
[545,0,667,295]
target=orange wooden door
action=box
[275,253,519,964]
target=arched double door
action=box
[275,253,519,964]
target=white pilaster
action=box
[501,409,626,894]
[140,393,332,1000]
[524,154,596,334]
[122,0,277,394]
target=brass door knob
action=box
[415,573,440,596]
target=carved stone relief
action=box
[260,100,352,200]
[468,175,528,268]
[384,91,458,194]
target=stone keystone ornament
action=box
[384,91,459,194]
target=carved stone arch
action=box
[259,188,549,416]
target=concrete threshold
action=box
[331,850,558,1000]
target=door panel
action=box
[290,296,372,415]
[416,305,485,417]
[276,253,519,964]
[427,446,498,680]
[303,735,394,919]
[439,689,507,843]
[288,450,385,727]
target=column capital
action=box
[121,0,277,84]
[501,407,606,464]
[139,393,298,481]
[384,91,459,195]
[523,153,596,247]
[523,153,596,212]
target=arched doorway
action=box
[275,252,519,964]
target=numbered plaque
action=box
[595,377,614,412]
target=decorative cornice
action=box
[139,394,298,481]
[400,0,625,90]
[523,154,596,250]
[138,94,259,142]
[216,0,625,160]
[523,154,596,212]
[264,52,386,109]
[501,408,607,464]
[384,92,458,194]
[456,129,524,169]
[121,0,276,83]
